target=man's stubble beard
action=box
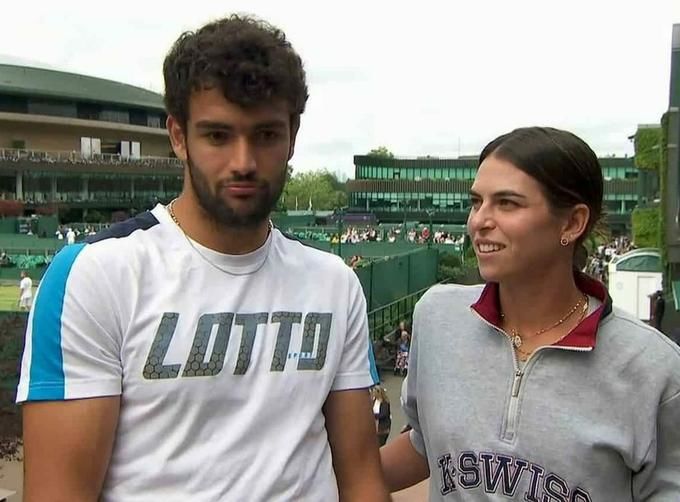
[185,148,286,229]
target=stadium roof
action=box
[0,61,164,112]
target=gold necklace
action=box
[501,293,589,350]
[167,198,273,276]
[514,299,589,358]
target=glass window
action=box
[129,109,147,126]
[77,102,102,120]
[23,173,52,203]
[28,99,77,118]
[101,108,130,124]
[0,94,28,113]
[616,255,661,273]
[147,115,162,128]
[605,200,622,213]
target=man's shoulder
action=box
[85,211,161,246]
[275,229,347,273]
[49,211,164,275]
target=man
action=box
[66,227,76,245]
[17,271,32,311]
[17,15,389,502]
[650,289,666,331]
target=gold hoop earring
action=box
[560,237,570,247]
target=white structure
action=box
[608,248,662,322]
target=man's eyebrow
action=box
[194,121,234,130]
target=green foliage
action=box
[631,207,661,248]
[282,169,347,210]
[437,252,480,284]
[367,146,394,158]
[634,127,662,171]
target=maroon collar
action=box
[470,273,612,350]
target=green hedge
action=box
[634,127,662,171]
[631,207,661,248]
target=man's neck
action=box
[498,264,584,337]
[169,195,270,255]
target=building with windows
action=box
[346,154,639,231]
[0,61,181,221]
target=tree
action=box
[367,146,394,158]
[283,170,347,211]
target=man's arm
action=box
[23,397,120,502]
[381,298,430,492]
[323,388,391,502]
[380,431,430,492]
[17,245,124,501]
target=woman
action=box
[370,385,392,447]
[381,127,680,501]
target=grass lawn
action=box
[0,285,37,312]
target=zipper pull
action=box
[511,371,523,397]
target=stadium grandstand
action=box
[0,58,181,223]
[346,153,644,232]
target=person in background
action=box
[66,227,76,245]
[394,331,410,377]
[650,289,666,332]
[18,271,32,311]
[370,385,392,447]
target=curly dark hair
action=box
[163,14,308,129]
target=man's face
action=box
[168,88,296,228]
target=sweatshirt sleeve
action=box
[633,390,680,500]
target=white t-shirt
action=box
[66,229,76,244]
[17,204,375,502]
[19,277,32,299]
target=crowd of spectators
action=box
[0,148,182,169]
[586,236,636,283]
[288,224,465,246]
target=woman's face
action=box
[467,154,567,283]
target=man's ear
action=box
[167,115,187,161]
[288,116,300,160]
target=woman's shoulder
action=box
[599,307,680,396]
[417,283,485,309]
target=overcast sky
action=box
[1,0,679,178]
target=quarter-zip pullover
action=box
[403,274,680,501]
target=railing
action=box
[367,285,431,343]
[0,148,183,169]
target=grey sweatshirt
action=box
[404,274,680,501]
